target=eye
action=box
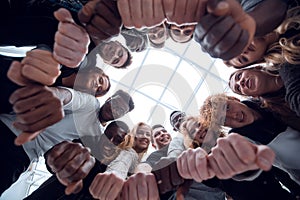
[236,72,242,81]
[172,29,181,36]
[118,49,123,57]
[112,58,119,65]
[184,30,192,36]
[226,104,230,111]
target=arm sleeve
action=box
[105,149,138,180]
[279,63,300,117]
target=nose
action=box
[226,112,238,120]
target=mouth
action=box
[238,112,244,122]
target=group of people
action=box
[1,0,300,199]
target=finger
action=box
[153,0,165,26]
[65,181,83,195]
[256,145,275,171]
[130,0,142,28]
[14,130,42,146]
[117,0,132,27]
[78,0,98,25]
[163,0,175,19]
[207,0,230,16]
[55,31,88,54]
[7,61,31,86]
[54,8,75,23]
[9,85,44,104]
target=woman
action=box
[168,24,196,43]
[131,122,152,162]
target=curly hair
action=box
[265,6,300,68]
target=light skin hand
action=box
[7,50,61,86]
[177,148,214,182]
[89,172,124,200]
[46,141,96,195]
[8,85,64,145]
[117,0,165,29]
[54,8,90,68]
[207,133,275,179]
[119,172,159,200]
[163,0,207,25]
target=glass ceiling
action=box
[99,35,237,134]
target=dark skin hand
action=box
[46,141,96,195]
[9,85,64,145]
[78,0,122,45]
[194,0,255,60]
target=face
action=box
[105,125,128,146]
[170,112,186,131]
[98,41,129,68]
[229,68,274,96]
[224,99,256,128]
[127,36,147,52]
[170,24,195,43]
[100,95,130,121]
[148,24,168,46]
[226,37,268,68]
[185,118,209,146]
[152,127,171,149]
[134,125,151,151]
[75,69,110,97]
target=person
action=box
[121,27,149,52]
[228,65,300,121]
[25,120,138,200]
[147,22,169,49]
[224,6,300,68]
[201,93,300,188]
[0,88,134,194]
[168,24,196,43]
[94,40,133,68]
[131,122,152,162]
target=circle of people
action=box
[1,0,300,199]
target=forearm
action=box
[48,86,72,105]
[247,0,287,37]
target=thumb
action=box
[54,8,74,23]
[78,0,98,25]
[65,181,83,195]
[256,145,275,171]
[7,61,31,86]
[14,130,42,146]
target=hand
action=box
[46,141,95,195]
[89,172,124,199]
[54,8,90,68]
[117,0,165,29]
[9,85,64,145]
[177,147,214,182]
[119,172,159,200]
[207,133,275,179]
[7,50,61,86]
[78,0,122,44]
[194,0,256,60]
[163,0,207,25]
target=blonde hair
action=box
[131,122,152,161]
[265,6,300,68]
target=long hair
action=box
[265,6,300,68]
[131,122,152,161]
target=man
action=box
[96,40,133,68]
[0,87,134,195]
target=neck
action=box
[252,109,263,121]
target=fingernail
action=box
[258,157,271,170]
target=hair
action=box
[264,6,300,69]
[131,122,152,161]
[168,25,194,43]
[112,90,135,111]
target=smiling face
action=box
[152,126,171,149]
[133,124,151,153]
[75,68,110,97]
[169,24,195,43]
[229,68,276,96]
[185,118,209,146]
[224,99,257,128]
[225,37,268,68]
[98,41,129,68]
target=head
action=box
[99,90,134,124]
[229,66,282,97]
[131,122,152,153]
[224,32,278,69]
[151,124,172,149]
[200,94,260,129]
[75,67,110,97]
[97,40,133,68]
[169,24,195,43]
[122,29,149,52]
[100,120,133,164]
[170,110,187,131]
[148,23,168,48]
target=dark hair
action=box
[112,90,135,111]
[151,124,164,130]
[105,120,130,137]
